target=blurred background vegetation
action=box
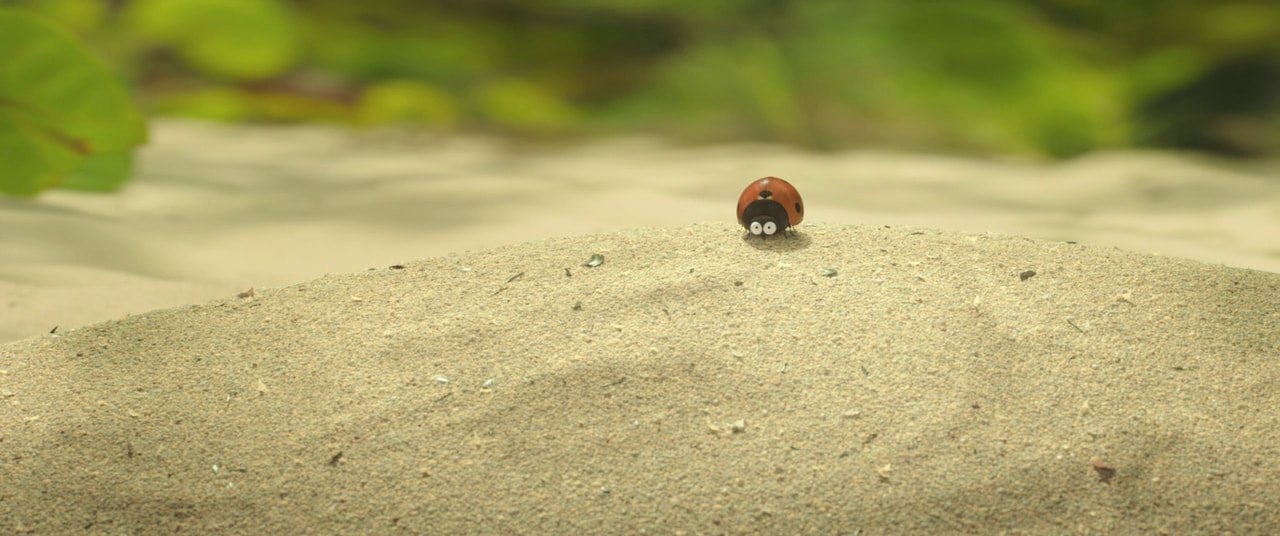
[2,0,1278,194]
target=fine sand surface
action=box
[2,120,1279,344]
[2,223,1277,534]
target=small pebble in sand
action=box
[1090,458,1116,484]
[706,418,747,436]
[433,375,450,384]
[877,463,893,481]
[1020,270,1036,281]
[820,268,838,277]
[584,254,605,268]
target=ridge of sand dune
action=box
[2,223,1277,534]
[5,121,1279,346]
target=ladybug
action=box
[736,176,804,236]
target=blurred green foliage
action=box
[0,8,146,195]
[126,0,302,80]
[2,0,1278,194]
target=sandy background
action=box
[1,120,1278,343]
[1,121,1279,533]
[2,223,1277,533]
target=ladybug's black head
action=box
[741,199,790,237]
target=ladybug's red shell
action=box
[736,177,804,236]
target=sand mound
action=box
[2,223,1277,534]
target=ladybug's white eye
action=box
[763,221,777,235]
[749,221,763,235]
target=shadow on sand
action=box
[742,229,812,252]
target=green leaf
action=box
[0,8,147,196]
[0,107,83,196]
[8,0,107,32]
[0,9,146,152]
[61,151,134,192]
